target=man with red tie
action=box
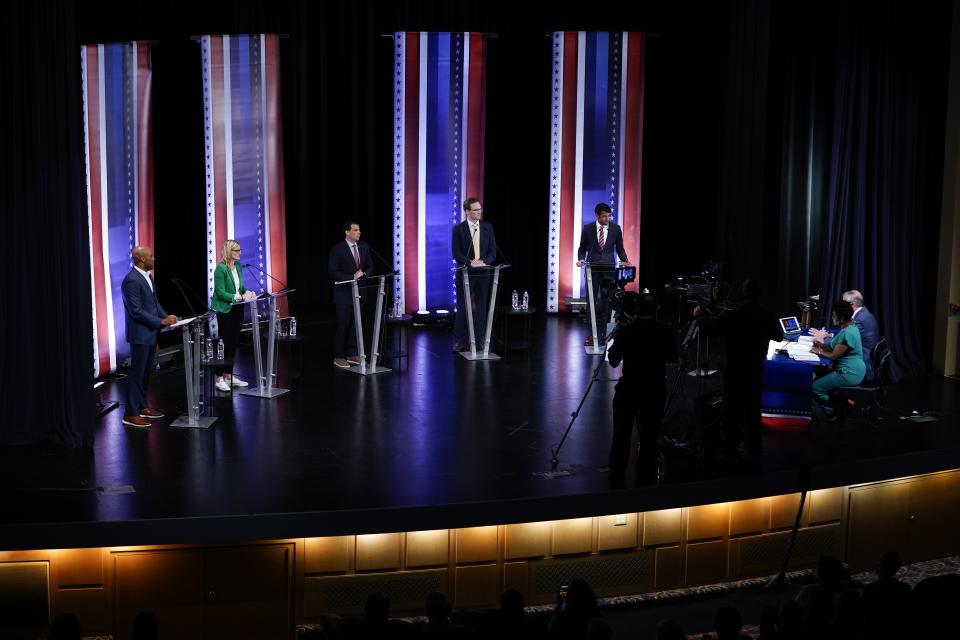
[577,203,628,346]
[328,220,375,368]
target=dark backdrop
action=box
[2,0,952,446]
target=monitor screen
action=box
[779,316,801,334]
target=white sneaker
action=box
[230,376,249,388]
[215,378,231,392]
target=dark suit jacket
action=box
[854,306,880,377]
[577,222,628,267]
[452,220,497,268]
[121,268,169,346]
[328,240,375,305]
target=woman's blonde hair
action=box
[221,239,241,263]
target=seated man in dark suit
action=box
[809,289,880,381]
[577,203,628,345]
[121,246,178,428]
[328,220,374,368]
[451,197,498,352]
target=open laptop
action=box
[779,316,802,336]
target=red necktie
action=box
[598,226,606,252]
[352,244,360,270]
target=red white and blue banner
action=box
[201,34,287,301]
[82,42,153,377]
[546,32,646,312]
[393,32,487,313]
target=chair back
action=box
[871,337,888,382]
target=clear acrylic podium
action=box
[167,313,218,429]
[334,274,395,376]
[583,262,619,355]
[456,264,509,361]
[237,288,295,398]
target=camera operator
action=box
[693,278,780,458]
[607,292,678,485]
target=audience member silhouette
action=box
[131,610,159,640]
[655,619,686,640]
[710,606,751,640]
[419,591,472,639]
[480,588,546,640]
[913,573,960,636]
[794,554,859,635]
[47,613,81,640]
[548,579,601,640]
[862,551,912,640]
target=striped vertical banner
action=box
[547,32,645,312]
[201,34,287,304]
[393,32,487,313]
[82,41,153,377]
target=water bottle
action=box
[217,339,224,361]
[289,317,297,337]
[394,297,402,318]
[511,290,519,311]
[205,337,213,362]
[522,291,529,311]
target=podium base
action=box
[459,350,501,361]
[686,368,719,377]
[240,386,291,398]
[170,415,218,429]
[584,345,606,356]
[347,364,392,376]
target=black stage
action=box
[1,315,958,551]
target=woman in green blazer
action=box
[212,239,257,391]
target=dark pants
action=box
[609,388,664,475]
[453,271,491,344]
[334,303,358,358]
[722,365,763,454]
[215,306,243,376]
[126,343,156,416]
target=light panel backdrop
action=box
[393,32,487,313]
[547,32,645,312]
[202,34,287,302]
[82,41,153,377]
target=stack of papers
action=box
[767,338,822,362]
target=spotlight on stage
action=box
[411,309,453,327]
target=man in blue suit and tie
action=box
[577,203,629,345]
[452,197,498,352]
[121,246,177,428]
[328,220,375,368]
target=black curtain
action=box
[815,0,950,379]
[0,0,95,446]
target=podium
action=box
[334,274,396,376]
[455,264,509,361]
[237,288,295,398]
[167,313,218,429]
[583,261,618,355]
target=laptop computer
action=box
[779,316,801,335]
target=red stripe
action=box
[210,37,228,259]
[264,35,288,306]
[403,33,420,312]
[762,416,811,431]
[558,33,578,306]
[136,42,154,251]
[621,33,644,284]
[465,33,486,204]
[86,46,111,376]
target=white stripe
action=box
[98,45,117,371]
[460,32,470,222]
[616,33,628,260]
[131,44,140,247]
[260,35,272,292]
[417,33,428,311]
[572,32,586,298]
[202,36,217,302]
[81,47,99,376]
[547,32,563,312]
[223,35,235,241]
[394,33,405,307]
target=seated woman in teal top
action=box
[211,240,257,392]
[810,298,867,418]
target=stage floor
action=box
[2,315,958,550]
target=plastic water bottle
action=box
[511,290,519,311]
[522,291,529,311]
[289,317,297,337]
[394,297,402,318]
[205,338,213,362]
[217,339,224,361]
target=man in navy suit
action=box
[121,246,177,428]
[809,289,881,381]
[577,203,629,345]
[452,197,498,352]
[328,220,375,368]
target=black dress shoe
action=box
[452,341,464,353]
